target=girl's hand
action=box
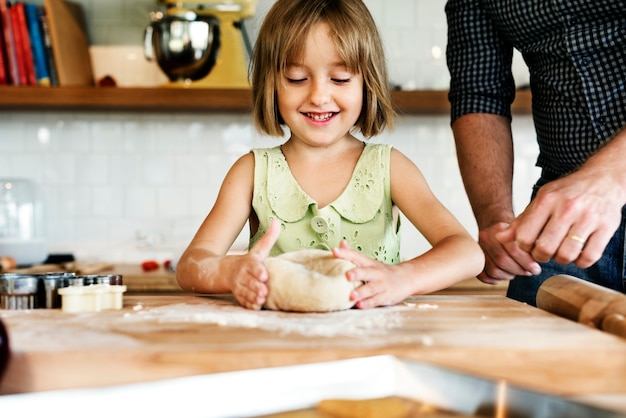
[229,220,281,310]
[332,241,410,309]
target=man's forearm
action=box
[452,113,516,229]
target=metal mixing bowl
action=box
[145,13,221,82]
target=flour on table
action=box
[417,303,439,310]
[0,310,143,351]
[130,302,408,338]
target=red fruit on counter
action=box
[97,75,117,87]
[141,260,159,272]
[0,256,17,272]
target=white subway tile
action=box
[73,218,109,242]
[189,185,218,220]
[91,121,124,153]
[175,155,212,186]
[55,185,93,218]
[77,155,110,185]
[415,0,447,29]
[92,185,125,217]
[8,155,45,183]
[0,111,539,261]
[110,154,143,186]
[157,187,191,218]
[0,122,25,152]
[46,218,75,246]
[382,0,416,29]
[142,155,175,185]
[42,153,78,185]
[125,186,158,218]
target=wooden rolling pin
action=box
[536,274,626,338]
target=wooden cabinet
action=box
[0,86,532,114]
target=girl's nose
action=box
[309,79,331,105]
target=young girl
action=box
[176,0,484,310]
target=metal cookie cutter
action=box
[79,274,123,286]
[36,272,76,309]
[0,274,39,310]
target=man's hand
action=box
[477,222,541,284]
[497,170,622,269]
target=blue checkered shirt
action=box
[446,0,626,177]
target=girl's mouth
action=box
[304,112,336,121]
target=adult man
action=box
[445,0,626,305]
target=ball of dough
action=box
[263,249,362,312]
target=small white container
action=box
[58,284,127,313]
[101,285,126,310]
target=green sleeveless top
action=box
[249,143,400,264]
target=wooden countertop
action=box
[1,293,626,405]
[23,262,505,295]
[114,263,184,293]
[112,263,510,295]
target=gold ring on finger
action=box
[567,234,586,245]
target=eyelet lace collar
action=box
[265,144,385,223]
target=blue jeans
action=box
[506,175,626,306]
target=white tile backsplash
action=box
[0,0,538,264]
[0,112,540,264]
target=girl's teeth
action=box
[307,113,333,121]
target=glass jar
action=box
[0,178,47,266]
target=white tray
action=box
[0,355,620,418]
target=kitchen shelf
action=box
[0,86,532,114]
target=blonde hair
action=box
[250,0,395,138]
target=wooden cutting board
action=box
[2,294,626,399]
[43,0,94,86]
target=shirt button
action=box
[566,15,578,25]
[580,57,591,66]
[311,216,328,233]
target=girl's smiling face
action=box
[277,22,364,147]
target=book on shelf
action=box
[39,5,58,86]
[13,2,37,85]
[24,2,50,86]
[8,3,28,85]
[0,0,18,85]
[0,0,93,88]
[0,2,7,84]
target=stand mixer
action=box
[144,0,256,88]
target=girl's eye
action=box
[286,77,306,84]
[332,78,351,84]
